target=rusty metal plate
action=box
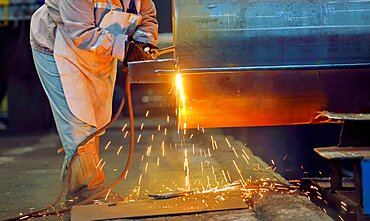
[314,147,370,160]
[323,111,370,121]
[129,64,370,128]
[176,68,370,128]
[71,190,248,220]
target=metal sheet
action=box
[323,112,370,121]
[314,147,370,160]
[177,68,370,128]
[173,0,370,69]
[129,1,370,128]
[130,63,370,129]
[71,190,248,221]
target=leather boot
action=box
[66,139,106,205]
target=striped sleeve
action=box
[59,0,128,61]
[132,0,159,46]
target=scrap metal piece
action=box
[323,111,370,121]
[253,192,333,221]
[148,190,193,199]
[314,147,370,160]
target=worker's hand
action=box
[135,42,159,60]
[124,41,151,64]
[125,41,159,63]
[122,41,158,74]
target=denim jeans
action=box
[32,49,96,180]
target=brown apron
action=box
[54,0,141,128]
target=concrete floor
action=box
[0,115,326,220]
[0,130,62,220]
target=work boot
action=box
[65,141,106,206]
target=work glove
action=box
[122,40,158,74]
[135,42,160,60]
[124,40,159,64]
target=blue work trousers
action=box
[32,49,96,179]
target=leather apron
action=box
[53,0,141,128]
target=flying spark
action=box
[242,154,250,165]
[96,159,103,168]
[99,161,106,171]
[222,170,228,183]
[225,138,231,148]
[117,146,123,155]
[105,189,112,201]
[241,149,250,160]
[232,147,239,158]
[121,123,128,131]
[145,162,149,172]
[104,141,111,150]
[232,160,245,183]
[137,134,142,143]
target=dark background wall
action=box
[0,21,53,133]
[154,0,172,33]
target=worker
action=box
[29,0,158,204]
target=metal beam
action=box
[173,0,370,70]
